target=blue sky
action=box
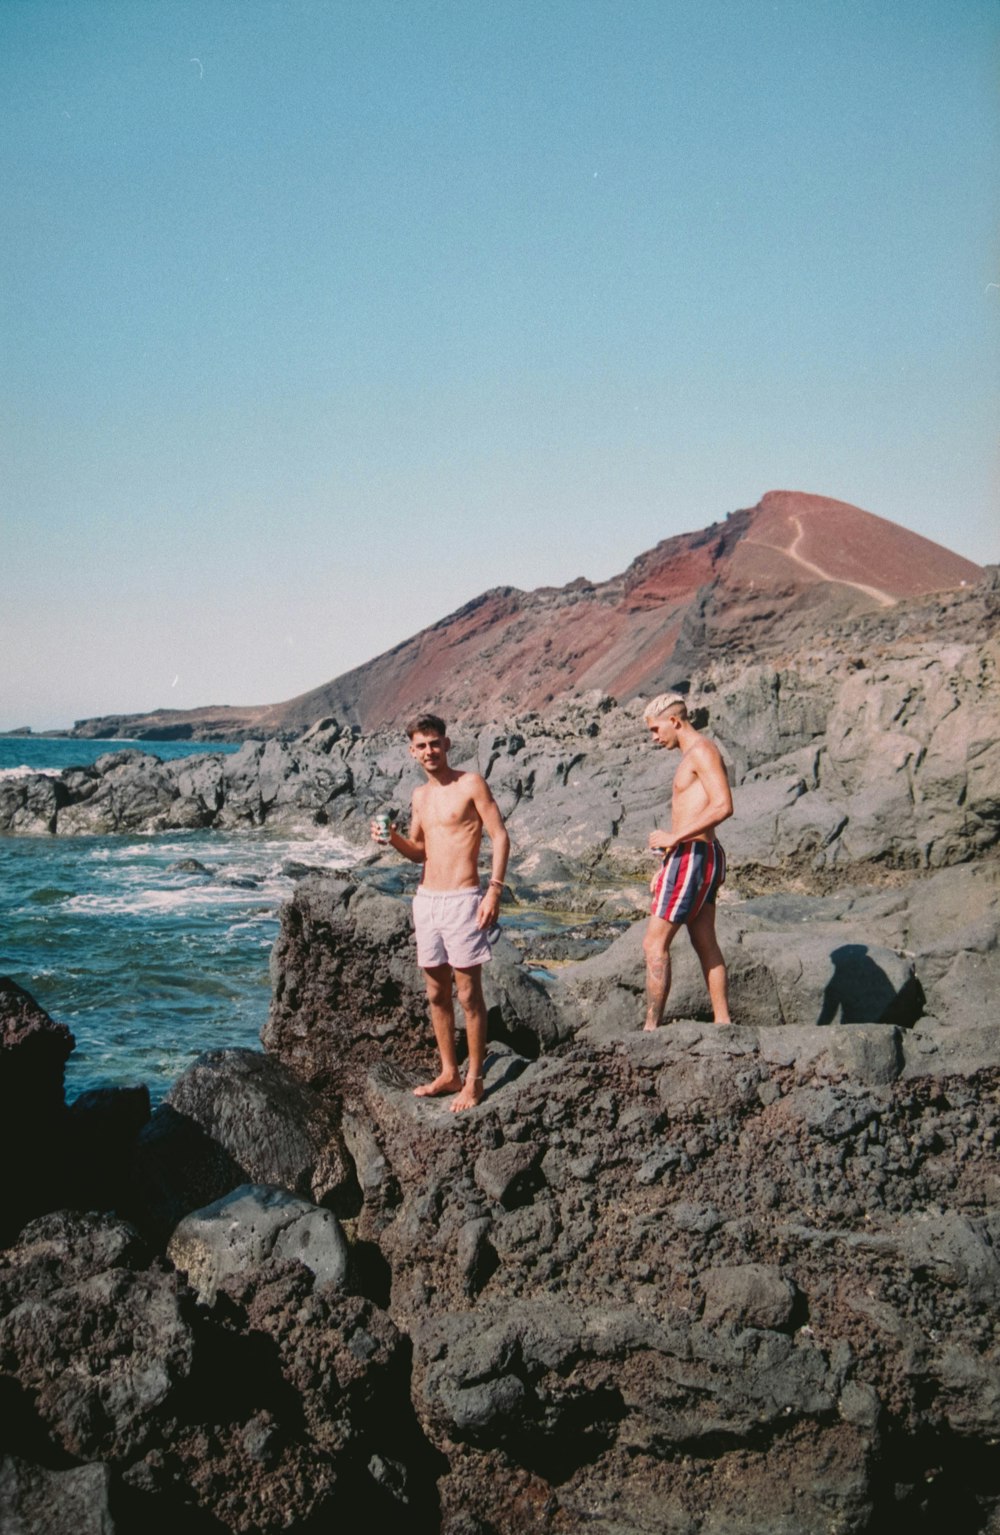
[3,0,997,730]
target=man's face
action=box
[409,730,450,771]
[646,715,681,750]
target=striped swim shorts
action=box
[650,840,726,924]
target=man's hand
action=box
[370,818,394,845]
[476,885,502,930]
[648,830,674,854]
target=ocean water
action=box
[0,738,356,1103]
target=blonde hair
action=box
[644,693,689,723]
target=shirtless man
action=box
[371,712,510,1111]
[641,693,734,1030]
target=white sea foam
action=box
[65,884,265,917]
[0,765,59,781]
[64,830,358,920]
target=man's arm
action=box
[471,776,510,928]
[380,792,427,864]
[650,744,733,852]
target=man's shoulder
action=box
[455,769,490,800]
[692,733,723,755]
[687,734,727,768]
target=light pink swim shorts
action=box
[412,887,493,970]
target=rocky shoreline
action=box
[2,832,1000,1532]
[2,573,998,1532]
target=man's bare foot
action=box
[642,1018,659,1032]
[714,1018,733,1027]
[449,1075,484,1112]
[413,1071,462,1098]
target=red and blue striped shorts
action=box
[650,840,726,924]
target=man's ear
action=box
[443,736,451,752]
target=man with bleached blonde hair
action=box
[641,692,733,1029]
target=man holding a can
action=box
[371,712,510,1111]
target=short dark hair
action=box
[406,712,447,739]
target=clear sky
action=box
[3,0,997,731]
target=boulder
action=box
[295,717,344,754]
[126,1049,357,1243]
[264,875,426,1092]
[263,874,573,1095]
[0,1457,115,1535]
[126,1102,247,1247]
[0,1216,434,1533]
[56,752,180,834]
[166,1184,351,1305]
[562,905,925,1037]
[0,1212,193,1461]
[0,774,68,834]
[164,1048,353,1208]
[66,1084,151,1212]
[738,932,922,1028]
[0,979,75,1242]
[564,913,788,1032]
[0,977,74,1107]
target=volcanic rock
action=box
[0,772,68,834]
[124,1049,356,1244]
[164,1048,352,1207]
[0,979,75,1243]
[0,1211,193,1462]
[0,1198,439,1533]
[166,1184,351,1304]
[0,1456,115,1535]
[263,873,570,1097]
[242,857,1000,1530]
[332,1016,1000,1532]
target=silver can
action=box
[374,811,392,842]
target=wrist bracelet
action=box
[488,878,504,888]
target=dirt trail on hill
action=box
[757,513,897,606]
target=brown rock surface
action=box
[243,841,1000,1532]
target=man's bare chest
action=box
[419,786,478,832]
[672,758,703,798]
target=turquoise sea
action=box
[0,738,356,1104]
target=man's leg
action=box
[687,904,731,1024]
[450,965,487,1111]
[414,963,463,1096]
[642,915,681,1031]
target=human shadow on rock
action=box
[817,944,924,1028]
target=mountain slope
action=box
[261,490,983,731]
[72,491,983,738]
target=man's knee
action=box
[688,904,717,944]
[453,966,485,1010]
[423,966,453,1005]
[643,921,673,965]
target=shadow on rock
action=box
[817,943,926,1028]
